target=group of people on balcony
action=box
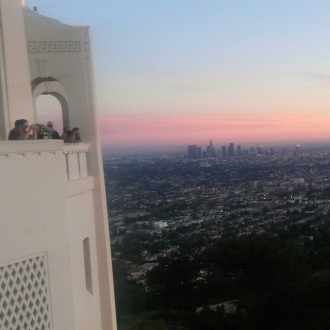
[8,119,81,143]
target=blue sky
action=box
[28,1,330,151]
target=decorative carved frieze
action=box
[27,41,81,53]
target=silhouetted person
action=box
[8,119,37,140]
[46,121,61,139]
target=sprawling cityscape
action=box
[106,141,330,330]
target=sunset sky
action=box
[29,1,330,152]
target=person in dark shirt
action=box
[46,121,61,139]
[8,119,37,140]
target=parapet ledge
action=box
[0,140,64,155]
[0,141,90,156]
[63,143,90,154]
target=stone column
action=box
[0,0,34,137]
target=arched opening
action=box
[35,94,63,135]
[32,78,69,135]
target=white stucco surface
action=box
[0,1,117,329]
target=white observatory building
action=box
[0,1,117,329]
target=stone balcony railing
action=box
[0,140,90,183]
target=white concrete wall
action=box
[0,1,116,329]
[0,141,74,329]
[0,141,105,330]
[23,10,117,330]
[0,0,35,132]
[66,191,102,330]
[24,9,94,139]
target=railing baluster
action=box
[63,144,90,181]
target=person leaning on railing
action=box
[8,119,37,140]
[62,127,81,143]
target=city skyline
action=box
[29,1,330,152]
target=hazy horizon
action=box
[102,138,330,157]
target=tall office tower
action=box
[188,145,201,160]
[206,140,216,158]
[228,142,235,157]
[257,145,262,154]
[196,146,202,159]
[221,145,227,158]
[237,145,242,156]
[188,145,196,159]
[0,2,117,330]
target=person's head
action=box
[47,121,54,131]
[16,119,28,131]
